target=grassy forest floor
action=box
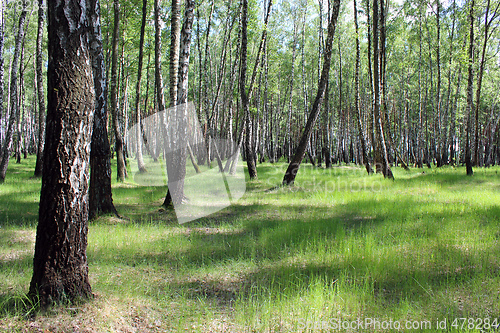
[0,156,499,332]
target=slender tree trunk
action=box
[16,15,30,165]
[177,0,195,106]
[163,0,182,207]
[300,10,308,161]
[473,0,498,166]
[316,0,325,167]
[236,0,272,179]
[442,0,456,165]
[34,0,45,177]
[29,0,94,306]
[485,112,500,166]
[199,2,215,167]
[435,0,443,167]
[240,0,257,179]
[0,0,4,150]
[287,21,297,164]
[365,0,377,165]
[164,0,196,206]
[154,0,166,114]
[163,0,195,206]
[0,0,27,183]
[141,51,155,160]
[133,0,148,173]
[154,0,168,172]
[337,41,345,164]
[229,1,265,174]
[283,0,341,186]
[88,0,118,220]
[449,68,462,165]
[323,79,332,168]
[117,41,127,149]
[208,7,236,170]
[380,0,391,156]
[372,0,393,179]
[169,0,181,107]
[262,42,271,162]
[153,0,172,191]
[110,0,127,181]
[232,23,245,166]
[416,8,423,168]
[16,37,24,164]
[355,0,373,175]
[465,0,475,176]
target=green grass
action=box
[1,155,500,332]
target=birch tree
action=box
[29,0,95,306]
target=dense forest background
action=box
[1,0,500,179]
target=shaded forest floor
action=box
[1,156,500,332]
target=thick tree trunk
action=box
[110,0,127,181]
[29,0,94,306]
[0,0,27,183]
[34,0,45,177]
[88,0,118,220]
[282,0,340,186]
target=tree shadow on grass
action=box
[148,237,500,320]
[239,245,499,312]
[0,195,38,227]
[89,190,500,268]
[58,168,500,319]
[87,189,500,315]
